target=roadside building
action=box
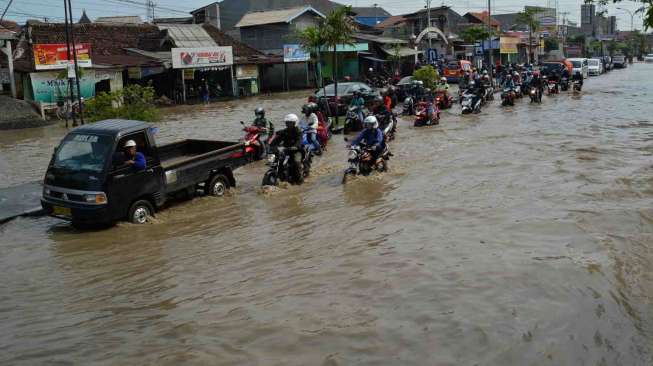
[352,6,391,27]
[0,20,19,97]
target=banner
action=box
[500,37,519,54]
[283,44,310,62]
[171,47,233,69]
[29,70,120,103]
[236,64,259,79]
[33,44,92,70]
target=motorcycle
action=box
[344,106,367,133]
[315,113,333,149]
[414,101,440,126]
[560,77,569,91]
[501,87,516,106]
[572,80,582,93]
[482,84,495,104]
[402,96,415,115]
[547,80,559,95]
[461,90,482,114]
[262,146,312,186]
[239,121,268,161]
[529,86,542,103]
[342,140,391,184]
[377,113,398,141]
[514,84,523,98]
[435,91,454,109]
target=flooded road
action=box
[1,64,653,365]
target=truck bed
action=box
[157,139,247,192]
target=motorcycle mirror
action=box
[240,121,245,125]
[344,137,349,142]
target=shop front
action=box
[320,43,369,83]
[171,46,236,103]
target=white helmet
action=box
[440,77,447,82]
[124,140,136,148]
[363,115,378,129]
[284,113,299,127]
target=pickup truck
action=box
[41,119,248,226]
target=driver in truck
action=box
[124,140,146,171]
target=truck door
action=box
[107,131,161,220]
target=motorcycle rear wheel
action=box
[262,171,278,186]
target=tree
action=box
[322,6,355,102]
[297,25,326,89]
[460,25,493,43]
[516,8,542,63]
[413,65,439,90]
[544,38,559,52]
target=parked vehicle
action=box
[41,120,248,226]
[588,58,603,76]
[541,61,572,77]
[310,82,379,116]
[344,106,368,133]
[644,54,653,63]
[342,140,391,183]
[395,76,414,101]
[501,87,516,106]
[443,60,472,83]
[414,101,440,127]
[262,146,312,186]
[461,90,482,114]
[612,55,627,69]
[602,56,613,71]
[568,58,589,78]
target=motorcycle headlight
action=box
[43,187,51,196]
[268,154,277,164]
[348,149,358,160]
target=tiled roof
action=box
[157,24,217,48]
[466,12,501,27]
[375,15,406,29]
[351,7,391,18]
[95,16,144,24]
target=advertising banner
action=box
[171,47,233,69]
[283,44,310,62]
[500,37,520,54]
[236,64,259,79]
[29,70,119,103]
[33,43,92,70]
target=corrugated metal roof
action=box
[381,47,420,57]
[95,16,143,24]
[235,6,325,28]
[351,7,392,18]
[157,24,217,48]
[354,32,406,45]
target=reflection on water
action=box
[1,66,653,365]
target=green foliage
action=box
[322,5,356,96]
[84,84,160,122]
[460,26,494,43]
[544,38,559,52]
[516,8,542,33]
[413,65,439,90]
[296,25,326,87]
[56,66,85,80]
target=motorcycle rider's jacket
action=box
[530,77,543,89]
[350,96,365,108]
[271,127,303,150]
[352,128,384,149]
[572,72,583,85]
[299,113,319,133]
[253,116,274,135]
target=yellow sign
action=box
[500,36,520,54]
[236,64,259,79]
[183,69,195,80]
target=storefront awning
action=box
[361,56,387,63]
[381,47,421,57]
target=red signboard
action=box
[33,43,92,70]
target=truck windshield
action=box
[54,133,112,172]
[571,61,581,67]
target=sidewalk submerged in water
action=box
[0,181,44,224]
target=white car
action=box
[567,58,589,78]
[645,54,653,63]
[588,58,603,76]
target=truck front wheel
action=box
[206,174,230,196]
[128,200,154,224]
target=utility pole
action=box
[67,0,84,125]
[373,3,378,25]
[487,0,494,84]
[63,0,76,127]
[559,11,569,55]
[616,7,634,31]
[426,0,432,48]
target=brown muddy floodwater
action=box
[1,65,653,365]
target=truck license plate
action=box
[53,205,71,218]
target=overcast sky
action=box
[1,0,647,32]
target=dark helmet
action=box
[374,95,383,104]
[302,103,312,115]
[308,102,319,113]
[255,107,265,117]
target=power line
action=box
[1,0,14,22]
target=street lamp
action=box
[616,7,634,31]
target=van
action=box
[444,60,472,83]
[588,58,603,76]
[567,58,589,79]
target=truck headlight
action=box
[43,187,51,196]
[85,193,108,204]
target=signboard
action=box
[236,64,259,79]
[283,44,310,62]
[319,43,369,52]
[0,69,9,83]
[171,47,233,69]
[183,69,195,80]
[33,43,92,70]
[427,48,438,63]
[128,67,142,79]
[29,70,120,103]
[500,37,519,54]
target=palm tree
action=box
[516,8,542,63]
[322,6,355,101]
[297,24,326,89]
[460,25,493,44]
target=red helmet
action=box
[533,70,540,77]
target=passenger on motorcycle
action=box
[372,96,392,125]
[299,103,322,155]
[252,107,274,156]
[350,90,366,123]
[436,77,450,95]
[472,80,485,106]
[351,116,385,163]
[572,71,583,87]
[530,71,544,92]
[269,114,305,183]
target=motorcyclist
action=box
[350,90,366,123]
[351,116,385,164]
[372,95,392,132]
[572,70,583,89]
[269,114,305,183]
[299,103,322,155]
[530,71,544,92]
[252,107,274,156]
[436,77,449,95]
[412,80,425,101]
